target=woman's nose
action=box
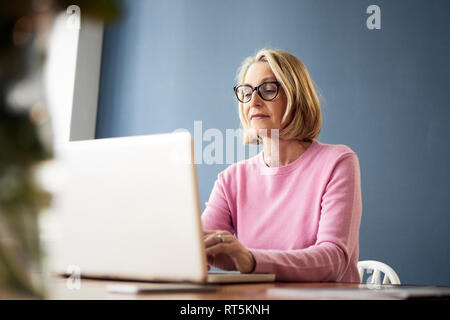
[248,90,263,106]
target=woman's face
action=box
[243,62,288,135]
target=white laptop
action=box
[47,131,274,284]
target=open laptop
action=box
[47,131,275,284]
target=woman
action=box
[202,49,362,282]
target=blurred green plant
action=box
[0,0,119,298]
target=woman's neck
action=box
[262,137,311,167]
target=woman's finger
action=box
[203,230,231,237]
[204,234,222,248]
[204,232,231,248]
[205,240,237,257]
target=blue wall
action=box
[96,0,450,286]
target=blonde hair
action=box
[236,48,322,144]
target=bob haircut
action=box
[236,48,322,144]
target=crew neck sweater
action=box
[201,140,362,282]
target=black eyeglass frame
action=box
[233,81,281,103]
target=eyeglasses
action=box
[233,81,281,103]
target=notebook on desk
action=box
[267,285,450,300]
[47,132,274,284]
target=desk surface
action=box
[47,277,407,300]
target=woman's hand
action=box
[203,230,255,273]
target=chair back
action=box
[358,260,401,285]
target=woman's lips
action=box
[251,115,269,120]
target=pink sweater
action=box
[201,140,362,282]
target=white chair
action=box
[358,260,401,285]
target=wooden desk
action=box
[46,277,398,300]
